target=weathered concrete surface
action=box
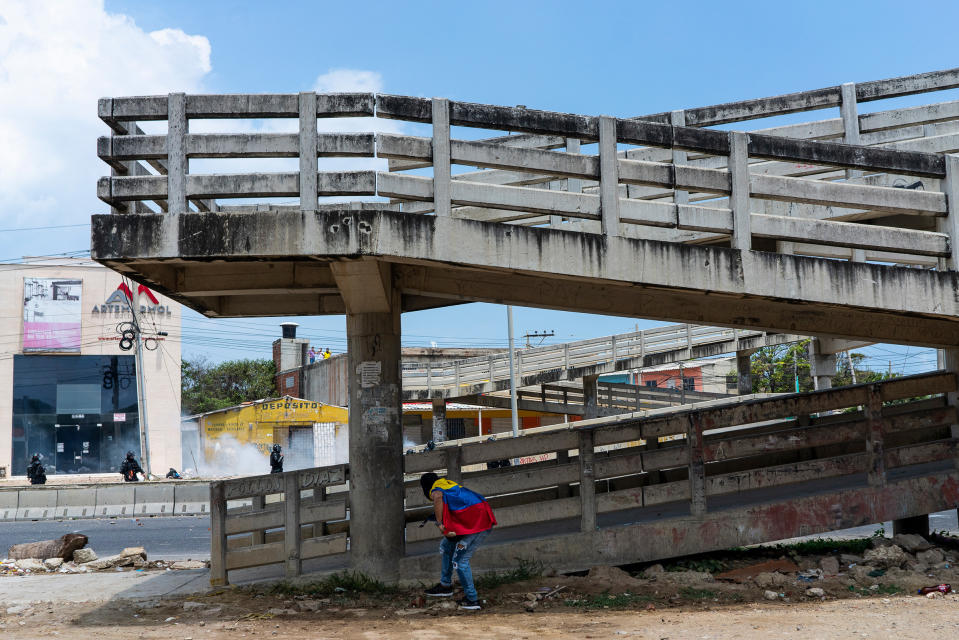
[399,469,959,579]
[345,288,405,581]
[91,210,959,347]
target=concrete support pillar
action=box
[583,374,600,419]
[431,396,447,443]
[346,303,404,582]
[736,350,753,395]
[809,339,837,391]
[893,514,930,537]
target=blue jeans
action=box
[439,529,490,601]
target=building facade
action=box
[0,258,181,477]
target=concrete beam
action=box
[91,210,959,347]
[331,259,392,314]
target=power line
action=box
[0,223,90,233]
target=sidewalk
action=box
[0,569,209,605]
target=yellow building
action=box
[186,396,347,472]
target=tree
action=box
[832,351,896,387]
[181,357,277,415]
[733,343,896,394]
[749,339,813,393]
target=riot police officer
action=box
[120,451,144,482]
[269,444,284,474]
[26,453,46,485]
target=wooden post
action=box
[556,448,571,498]
[670,110,689,207]
[299,91,318,211]
[167,92,187,214]
[598,115,620,236]
[250,494,265,546]
[284,472,302,578]
[688,415,706,516]
[552,138,581,227]
[840,82,867,262]
[445,447,462,483]
[432,97,451,217]
[939,154,959,271]
[864,385,886,487]
[728,131,751,251]
[578,430,596,532]
[209,481,228,586]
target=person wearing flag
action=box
[420,472,497,610]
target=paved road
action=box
[0,516,211,560]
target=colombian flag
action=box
[430,478,497,535]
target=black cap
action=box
[420,472,439,500]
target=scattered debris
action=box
[863,545,908,569]
[716,559,799,583]
[72,548,98,564]
[7,534,88,561]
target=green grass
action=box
[679,587,718,599]
[768,536,875,556]
[474,558,544,590]
[564,592,655,609]
[267,571,397,597]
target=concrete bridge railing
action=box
[97,66,959,271]
[207,371,958,585]
[401,323,785,398]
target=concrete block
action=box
[173,482,210,515]
[16,488,57,520]
[0,489,18,521]
[95,485,136,517]
[134,484,175,516]
[55,488,98,519]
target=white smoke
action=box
[184,426,349,478]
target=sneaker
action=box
[458,598,482,610]
[424,583,454,597]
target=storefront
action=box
[0,258,181,477]
[184,397,348,473]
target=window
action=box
[644,380,658,388]
[12,355,139,475]
[683,377,696,391]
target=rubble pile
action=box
[1,541,210,576]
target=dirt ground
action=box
[4,534,959,638]
[1,588,958,639]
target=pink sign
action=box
[23,278,82,353]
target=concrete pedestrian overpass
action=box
[92,67,959,582]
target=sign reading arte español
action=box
[92,282,173,317]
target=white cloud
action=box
[0,0,210,250]
[314,69,383,94]
[190,68,406,194]
[0,3,399,251]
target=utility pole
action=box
[522,329,555,348]
[848,351,858,384]
[506,306,519,439]
[794,349,799,392]
[120,279,151,477]
[679,362,686,405]
[132,309,151,476]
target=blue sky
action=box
[1,0,953,373]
